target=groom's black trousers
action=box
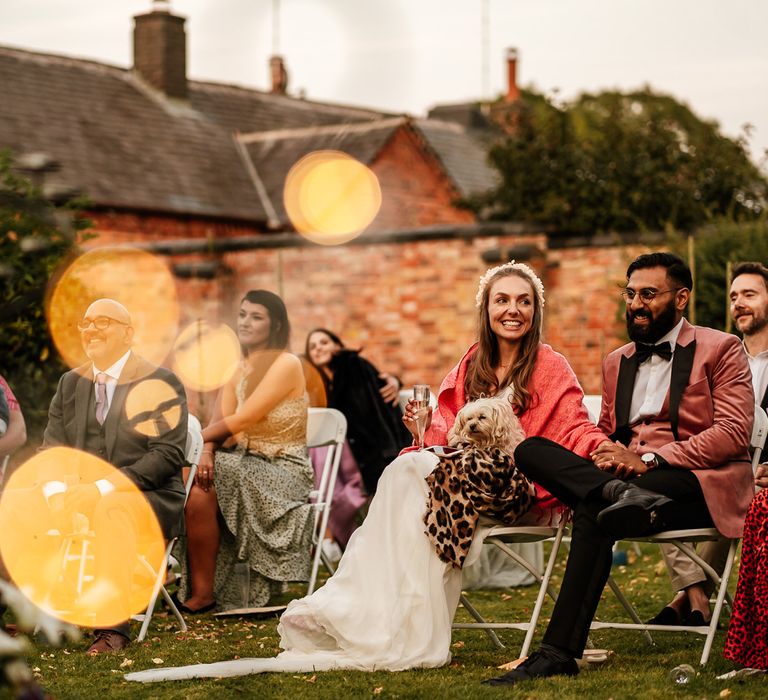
[514,437,713,658]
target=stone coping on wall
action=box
[131,222,665,256]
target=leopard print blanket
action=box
[423,445,536,569]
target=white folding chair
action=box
[590,403,768,665]
[134,414,203,641]
[582,394,603,423]
[452,515,569,658]
[306,407,347,595]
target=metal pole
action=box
[725,260,733,334]
[481,0,489,100]
[687,235,696,325]
[272,0,280,54]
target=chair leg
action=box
[320,550,336,576]
[307,536,324,596]
[136,540,186,643]
[700,539,737,666]
[605,576,654,645]
[458,594,505,650]
[520,520,566,659]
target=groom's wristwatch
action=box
[641,452,660,470]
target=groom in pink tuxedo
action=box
[486,252,755,686]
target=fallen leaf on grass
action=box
[452,641,464,649]
[152,658,164,665]
[654,560,666,575]
[500,593,513,601]
[373,687,383,695]
[119,659,134,668]
[720,690,732,698]
[306,675,317,683]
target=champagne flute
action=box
[412,384,431,450]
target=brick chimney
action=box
[505,47,520,102]
[269,55,289,95]
[133,1,188,99]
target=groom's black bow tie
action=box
[635,341,673,363]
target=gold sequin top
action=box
[234,375,308,458]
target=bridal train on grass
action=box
[128,450,473,681]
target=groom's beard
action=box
[626,299,678,344]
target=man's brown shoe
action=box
[87,630,130,655]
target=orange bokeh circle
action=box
[124,377,184,437]
[47,247,180,370]
[283,150,382,246]
[172,320,241,393]
[0,447,165,628]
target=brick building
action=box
[0,2,649,398]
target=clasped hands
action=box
[590,440,648,478]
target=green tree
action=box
[478,88,767,234]
[668,219,768,332]
[0,150,91,440]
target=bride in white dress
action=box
[127,263,607,682]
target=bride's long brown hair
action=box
[464,267,542,413]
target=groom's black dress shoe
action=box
[482,651,579,686]
[596,487,673,538]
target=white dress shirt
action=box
[629,318,685,425]
[744,342,768,407]
[92,350,132,418]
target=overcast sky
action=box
[2,0,766,167]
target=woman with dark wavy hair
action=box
[177,290,313,612]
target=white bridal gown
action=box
[127,450,501,682]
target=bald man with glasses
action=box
[43,298,188,655]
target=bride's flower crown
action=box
[475,261,546,308]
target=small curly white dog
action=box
[447,395,526,456]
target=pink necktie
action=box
[95,372,108,425]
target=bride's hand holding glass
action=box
[403,385,432,449]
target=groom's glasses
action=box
[621,287,682,304]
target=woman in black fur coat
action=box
[305,329,411,495]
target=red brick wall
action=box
[82,210,653,401]
[544,245,649,393]
[369,126,475,231]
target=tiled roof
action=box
[0,46,386,223]
[0,45,495,225]
[414,119,498,198]
[189,80,388,134]
[238,119,404,225]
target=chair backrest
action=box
[184,414,204,500]
[750,403,768,475]
[583,394,602,424]
[306,407,347,505]
[305,407,347,594]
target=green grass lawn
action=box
[19,545,767,699]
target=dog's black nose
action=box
[468,422,477,432]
